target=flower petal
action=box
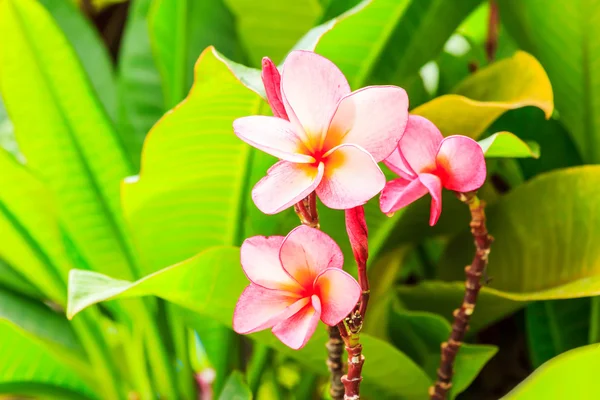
[261,57,288,119]
[326,86,409,161]
[279,225,344,288]
[400,115,443,174]
[436,135,487,192]
[418,173,443,226]
[316,144,385,209]
[314,268,361,326]
[384,146,417,180]
[252,161,324,214]
[272,295,321,349]
[379,177,428,214]
[281,51,351,150]
[345,206,368,266]
[234,116,312,163]
[241,236,302,292]
[233,285,306,334]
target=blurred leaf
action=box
[121,47,262,273]
[319,0,363,21]
[0,0,137,279]
[68,246,432,399]
[389,308,497,399]
[316,0,483,89]
[479,132,540,158]
[38,0,116,121]
[526,299,590,368]
[0,320,95,399]
[413,51,554,138]
[0,95,20,160]
[502,344,600,399]
[116,0,164,169]
[149,0,246,108]
[218,371,252,400]
[488,108,583,180]
[0,258,39,298]
[224,0,323,66]
[500,0,600,163]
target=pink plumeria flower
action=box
[380,115,486,226]
[233,225,360,349]
[234,50,409,214]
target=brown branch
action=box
[294,193,344,399]
[429,192,493,400]
[341,343,364,400]
[485,0,499,63]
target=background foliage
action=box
[0,0,598,399]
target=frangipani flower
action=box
[380,115,486,226]
[234,50,409,214]
[233,225,360,349]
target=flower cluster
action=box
[232,51,486,349]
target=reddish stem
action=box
[341,343,364,400]
[429,192,493,400]
[485,0,499,62]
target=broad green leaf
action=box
[479,132,540,158]
[502,344,600,399]
[389,308,497,399]
[38,0,117,121]
[0,93,21,161]
[413,51,554,138]
[67,246,432,399]
[218,371,252,400]
[224,0,323,65]
[315,0,483,89]
[0,320,95,399]
[0,258,39,298]
[0,0,137,280]
[121,47,262,273]
[525,299,590,368]
[116,0,164,169]
[149,0,246,108]
[500,0,600,163]
[402,166,600,331]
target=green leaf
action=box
[499,0,600,163]
[525,299,590,368]
[413,51,554,138]
[149,0,246,108]
[0,0,137,279]
[0,258,39,298]
[218,371,252,400]
[121,47,262,273]
[38,0,116,121]
[502,344,600,399]
[224,0,323,66]
[315,0,483,89]
[389,307,497,399]
[479,132,540,158]
[401,166,600,331]
[116,0,165,168]
[0,95,20,160]
[0,320,95,399]
[67,246,432,399]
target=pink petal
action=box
[326,86,409,161]
[379,177,428,215]
[279,225,344,288]
[345,206,368,266]
[241,236,302,292]
[418,173,443,226]
[233,285,306,334]
[281,51,351,151]
[234,116,312,163]
[261,57,288,119]
[316,144,385,209]
[314,268,361,326]
[436,135,487,192]
[272,295,322,349]
[400,115,443,174]
[252,160,324,214]
[384,146,417,180]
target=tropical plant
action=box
[0,0,598,399]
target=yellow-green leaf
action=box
[413,51,554,138]
[479,132,540,158]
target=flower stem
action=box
[485,0,499,62]
[430,192,493,400]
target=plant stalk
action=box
[430,192,493,400]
